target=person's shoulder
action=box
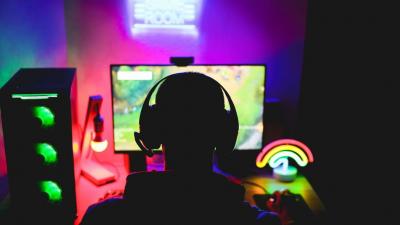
[122,171,281,224]
[125,170,171,183]
[80,197,125,225]
[124,171,173,198]
[210,173,281,225]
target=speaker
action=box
[0,68,79,224]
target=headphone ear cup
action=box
[215,109,238,156]
[139,105,162,150]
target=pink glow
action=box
[1,1,308,224]
[62,0,308,223]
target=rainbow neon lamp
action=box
[256,139,314,182]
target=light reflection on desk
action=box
[242,174,326,216]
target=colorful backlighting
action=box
[39,181,62,203]
[36,143,58,165]
[32,106,55,128]
[256,139,314,181]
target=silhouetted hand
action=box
[98,189,124,202]
[266,190,294,225]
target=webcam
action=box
[170,56,194,67]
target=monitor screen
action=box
[111,65,266,152]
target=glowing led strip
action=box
[256,144,308,168]
[12,93,58,100]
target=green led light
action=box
[39,181,62,202]
[12,93,58,100]
[36,143,57,165]
[32,106,55,127]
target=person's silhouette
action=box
[80,72,280,225]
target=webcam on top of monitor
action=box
[170,56,194,66]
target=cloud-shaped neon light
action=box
[256,139,314,182]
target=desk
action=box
[242,174,326,217]
[3,169,325,225]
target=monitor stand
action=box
[128,151,148,172]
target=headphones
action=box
[134,72,239,157]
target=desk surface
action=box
[75,171,325,224]
[1,168,325,224]
[242,174,326,216]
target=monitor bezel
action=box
[110,63,267,153]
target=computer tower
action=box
[0,68,79,224]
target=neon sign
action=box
[256,139,314,182]
[129,0,200,35]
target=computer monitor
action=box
[110,64,266,152]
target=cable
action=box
[240,180,268,194]
[213,165,268,194]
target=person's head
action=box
[135,72,238,172]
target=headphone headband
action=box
[135,73,239,157]
[141,76,170,115]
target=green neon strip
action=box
[36,143,57,165]
[32,106,55,127]
[12,93,58,100]
[39,181,62,202]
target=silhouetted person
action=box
[80,72,280,225]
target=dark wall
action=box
[298,1,396,224]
